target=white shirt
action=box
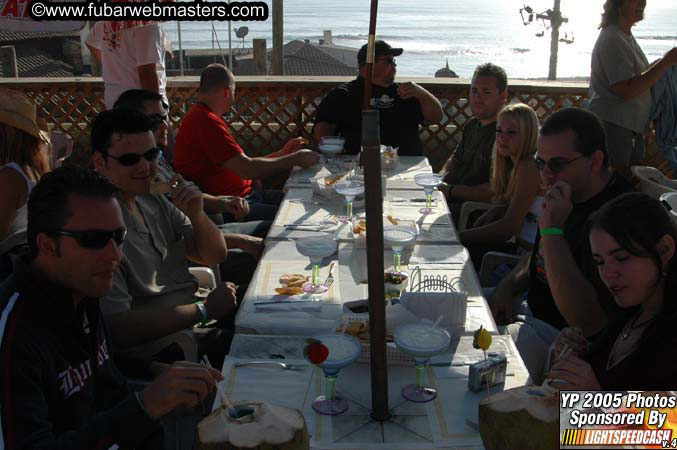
[86,22,168,109]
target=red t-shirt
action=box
[173,103,253,197]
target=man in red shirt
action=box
[174,64,320,221]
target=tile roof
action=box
[0,30,81,42]
[0,46,74,77]
[282,40,357,76]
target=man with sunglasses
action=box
[0,166,223,448]
[488,107,634,383]
[114,89,269,289]
[313,40,443,156]
[91,108,238,368]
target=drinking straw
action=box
[202,355,236,415]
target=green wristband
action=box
[540,227,564,237]
[194,300,208,326]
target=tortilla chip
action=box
[279,274,309,288]
[387,215,399,225]
[275,287,304,295]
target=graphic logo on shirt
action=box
[370,94,395,110]
[57,339,111,399]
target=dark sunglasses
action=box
[376,57,396,65]
[107,147,161,167]
[53,227,127,249]
[147,113,168,127]
[534,154,585,173]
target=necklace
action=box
[620,313,654,341]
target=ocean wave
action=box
[635,35,677,41]
[332,33,418,41]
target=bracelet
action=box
[540,227,564,237]
[194,300,208,326]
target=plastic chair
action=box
[457,201,495,231]
[631,166,677,199]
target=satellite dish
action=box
[235,27,249,39]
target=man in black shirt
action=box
[314,40,443,156]
[437,63,508,221]
[489,107,634,382]
[0,167,222,449]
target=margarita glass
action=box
[318,136,344,172]
[394,323,451,402]
[334,180,364,223]
[414,173,443,214]
[294,235,338,294]
[383,226,417,273]
[311,333,362,415]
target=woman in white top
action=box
[459,103,542,269]
[0,88,50,276]
[588,0,677,169]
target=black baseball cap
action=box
[357,40,403,66]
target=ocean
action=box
[164,0,677,79]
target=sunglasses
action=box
[107,147,161,167]
[53,227,127,249]
[147,113,168,126]
[376,57,396,65]
[534,154,585,173]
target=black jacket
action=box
[0,257,160,449]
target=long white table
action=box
[221,157,528,450]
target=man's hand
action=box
[222,196,250,220]
[488,283,516,326]
[170,175,204,220]
[438,182,451,198]
[664,47,677,65]
[204,281,238,320]
[230,235,264,259]
[397,81,426,100]
[291,149,321,168]
[139,363,223,418]
[280,137,308,156]
[540,181,573,228]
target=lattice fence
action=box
[1,77,670,174]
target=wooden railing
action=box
[0,76,669,174]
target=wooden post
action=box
[548,0,561,80]
[362,109,390,422]
[0,46,18,78]
[272,0,284,75]
[253,39,267,75]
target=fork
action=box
[323,262,336,287]
[234,361,308,370]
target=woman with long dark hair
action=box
[547,192,677,389]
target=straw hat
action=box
[0,88,50,143]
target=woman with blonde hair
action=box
[459,103,542,268]
[0,88,50,278]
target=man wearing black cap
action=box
[314,40,443,156]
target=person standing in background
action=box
[588,0,677,172]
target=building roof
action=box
[0,46,74,77]
[283,40,357,76]
[0,30,81,43]
[314,43,359,69]
[234,40,358,76]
